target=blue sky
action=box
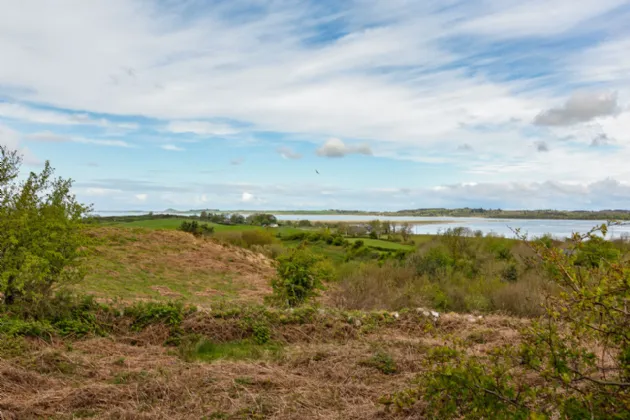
[1,0,630,211]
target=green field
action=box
[346,237,415,250]
[105,218,303,234]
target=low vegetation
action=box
[1,146,629,419]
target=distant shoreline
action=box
[93,209,630,221]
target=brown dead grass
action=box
[0,312,528,420]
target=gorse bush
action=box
[383,224,630,419]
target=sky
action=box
[1,0,630,211]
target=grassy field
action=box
[3,219,625,419]
[346,237,414,250]
[106,218,304,235]
[81,227,275,306]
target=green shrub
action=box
[501,263,518,282]
[270,248,326,307]
[384,225,630,418]
[241,230,276,247]
[124,301,190,330]
[360,351,397,375]
[0,146,89,307]
[179,220,214,237]
[0,317,54,338]
[251,323,271,345]
[179,336,282,362]
[332,236,344,246]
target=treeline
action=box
[88,212,281,226]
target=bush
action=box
[270,248,327,307]
[352,240,364,250]
[360,350,398,374]
[124,301,191,330]
[241,230,275,247]
[250,244,285,259]
[245,213,277,226]
[332,262,421,310]
[213,231,246,247]
[1,146,89,307]
[501,263,518,282]
[179,220,214,237]
[384,224,630,418]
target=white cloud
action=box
[2,0,630,206]
[316,138,372,158]
[241,192,255,203]
[277,146,302,160]
[166,121,239,136]
[25,131,132,147]
[135,193,148,201]
[84,187,122,196]
[0,102,137,130]
[0,123,40,165]
[160,144,184,151]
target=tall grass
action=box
[332,228,555,317]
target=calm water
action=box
[93,211,630,239]
[273,215,630,239]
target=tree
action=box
[230,213,245,225]
[0,146,90,306]
[199,211,208,220]
[400,222,412,242]
[369,220,382,239]
[246,213,277,226]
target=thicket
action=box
[382,224,630,419]
[178,220,215,237]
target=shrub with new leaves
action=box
[178,220,214,237]
[382,223,630,418]
[0,146,89,306]
[270,247,331,307]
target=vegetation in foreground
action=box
[1,146,629,419]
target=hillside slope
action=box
[82,228,275,305]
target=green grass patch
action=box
[103,217,304,236]
[347,238,414,250]
[180,337,283,362]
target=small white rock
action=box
[392,312,400,319]
[430,311,440,319]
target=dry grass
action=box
[329,262,425,311]
[81,228,275,306]
[0,311,528,419]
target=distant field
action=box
[104,218,301,235]
[345,237,414,250]
[104,218,256,231]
